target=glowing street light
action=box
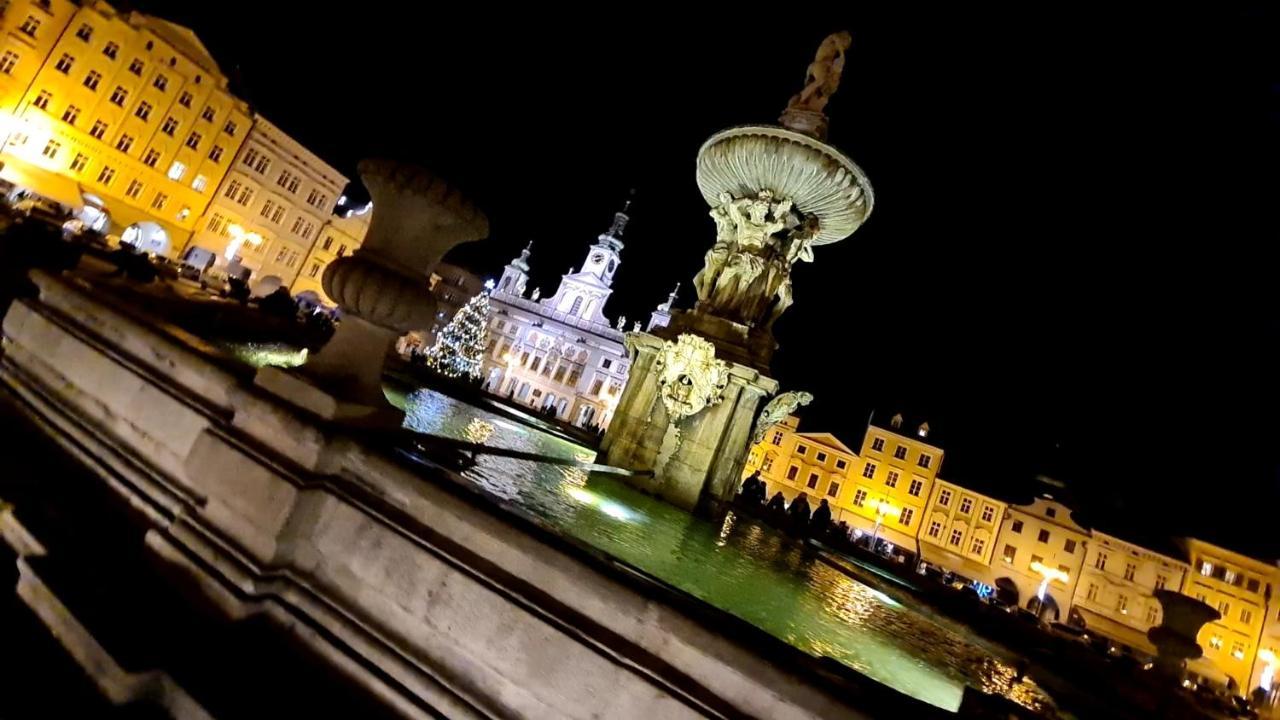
[868,499,899,552]
[1029,560,1069,602]
[223,223,263,261]
[1259,648,1276,692]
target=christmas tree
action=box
[423,283,492,380]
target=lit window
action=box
[908,478,924,497]
[102,42,119,60]
[1030,554,1044,568]
[135,101,152,121]
[75,23,93,41]
[1200,561,1214,576]
[1218,600,1231,617]
[885,470,899,488]
[898,507,914,527]
[0,50,19,75]
[33,90,52,110]
[1242,608,1254,624]
[1003,545,1017,563]
[806,472,819,490]
[980,505,996,523]
[96,166,115,186]
[83,70,101,90]
[870,437,885,452]
[60,105,80,125]
[40,139,60,159]
[1232,641,1246,660]
[1224,569,1238,585]
[1209,635,1223,650]
[1117,594,1128,613]
[1145,606,1158,625]
[191,174,207,192]
[938,488,952,507]
[176,206,190,221]
[969,537,985,556]
[54,53,73,74]
[959,497,974,515]
[167,160,186,181]
[150,192,168,210]
[893,445,907,460]
[761,455,773,472]
[862,462,876,479]
[142,149,160,167]
[1155,574,1167,591]
[853,489,867,507]
[114,134,134,152]
[18,16,41,38]
[125,179,143,199]
[68,152,88,172]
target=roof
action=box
[138,16,223,76]
[867,412,944,451]
[796,432,858,457]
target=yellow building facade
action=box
[0,0,250,252]
[841,415,942,552]
[1070,531,1189,657]
[745,415,859,509]
[288,202,370,305]
[991,493,1089,621]
[1180,538,1278,692]
[917,478,1007,583]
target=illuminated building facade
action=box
[0,0,250,252]
[839,414,943,554]
[991,491,1088,621]
[182,115,346,281]
[1180,538,1278,691]
[1070,530,1189,658]
[396,261,485,353]
[288,199,370,304]
[745,415,859,508]
[479,203,642,429]
[917,478,1007,585]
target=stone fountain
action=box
[258,159,489,420]
[602,32,874,512]
[1147,589,1220,682]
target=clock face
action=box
[591,252,605,264]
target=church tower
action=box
[496,241,532,297]
[543,196,632,325]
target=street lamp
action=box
[1259,648,1276,692]
[1029,560,1069,604]
[224,224,263,261]
[868,499,899,553]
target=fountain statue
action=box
[258,159,489,420]
[1147,589,1220,682]
[602,32,873,512]
[751,391,813,445]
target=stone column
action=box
[268,160,488,418]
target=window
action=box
[223,119,238,136]
[1224,569,1239,585]
[18,16,40,38]
[1085,583,1099,601]
[1095,551,1108,571]
[135,101,152,121]
[601,357,613,370]
[1200,561,1214,576]
[917,454,933,469]
[761,455,773,472]
[1145,605,1159,625]
[1064,538,1077,554]
[271,205,285,223]
[862,462,876,479]
[166,160,185,181]
[1045,507,1057,519]
[1231,641,1246,660]
[1123,563,1136,581]
[191,174,208,193]
[307,189,327,208]
[770,431,783,446]
[927,521,942,539]
[1116,594,1128,613]
[260,200,276,219]
[178,91,192,108]
[836,458,848,470]
[1037,529,1050,543]
[161,116,178,136]
[76,23,93,41]
[321,237,334,251]
[185,132,201,150]
[151,74,168,92]
[815,451,827,463]
[806,472,819,490]
[125,179,143,199]
[1195,592,1207,604]
[142,149,160,167]
[949,529,963,547]
[150,192,168,210]
[54,54,73,74]
[871,437,885,452]
[898,507,914,526]
[1030,554,1044,568]
[89,120,107,139]
[337,244,347,256]
[0,50,18,75]
[969,537,986,556]
[291,216,307,235]
[308,263,321,279]
[938,488,952,507]
[1248,578,1261,593]
[1218,600,1231,617]
[1011,519,1023,534]
[68,152,88,172]
[1155,574,1168,591]
[40,139,60,159]
[959,497,974,515]
[893,445,907,460]
[1209,635,1223,650]
[103,42,119,60]
[96,166,115,185]
[786,465,798,481]
[796,444,808,456]
[128,58,143,75]
[885,470,899,488]
[114,134,133,152]
[60,105,79,124]
[853,489,867,507]
[224,180,241,199]
[908,478,924,497]
[201,106,216,122]
[1003,545,1017,563]
[208,145,224,163]
[1241,608,1254,624]
[236,186,254,206]
[33,90,51,110]
[980,505,996,523]
[301,221,314,240]
[83,70,101,90]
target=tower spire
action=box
[601,190,635,247]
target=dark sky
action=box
[137,4,1277,546]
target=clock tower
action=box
[541,197,632,325]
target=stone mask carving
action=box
[654,334,730,422]
[751,391,813,445]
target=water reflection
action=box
[400,388,1055,713]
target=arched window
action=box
[500,276,511,291]
[569,296,583,316]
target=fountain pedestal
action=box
[1147,589,1220,682]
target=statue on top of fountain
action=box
[692,189,819,329]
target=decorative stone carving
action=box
[751,390,813,445]
[780,31,853,140]
[303,159,489,409]
[653,334,730,422]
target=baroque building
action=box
[288,197,371,305]
[0,0,250,252]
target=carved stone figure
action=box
[751,391,813,445]
[530,287,541,301]
[616,315,627,330]
[654,334,730,422]
[784,31,852,116]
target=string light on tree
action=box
[423,280,493,380]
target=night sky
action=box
[136,4,1277,547]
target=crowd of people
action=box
[737,472,841,540]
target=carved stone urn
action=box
[304,159,489,410]
[1147,589,1220,682]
